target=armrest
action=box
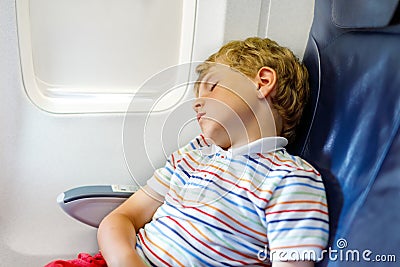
[57,185,137,228]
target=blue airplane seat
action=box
[287,0,400,265]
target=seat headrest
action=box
[332,0,400,28]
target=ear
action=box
[256,67,277,99]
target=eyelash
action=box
[210,82,218,91]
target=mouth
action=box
[197,112,206,121]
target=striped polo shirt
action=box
[136,135,329,266]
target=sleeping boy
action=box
[97,37,329,266]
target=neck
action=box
[210,104,281,150]
[230,117,277,148]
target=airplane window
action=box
[16,0,195,113]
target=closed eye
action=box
[210,82,218,91]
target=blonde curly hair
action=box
[195,37,309,143]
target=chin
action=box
[200,125,231,149]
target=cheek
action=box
[203,94,253,132]
[212,98,252,126]
[216,89,253,114]
[206,97,237,120]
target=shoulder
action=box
[274,150,319,172]
[256,149,320,176]
[264,150,324,191]
[270,150,321,177]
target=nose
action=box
[192,98,204,112]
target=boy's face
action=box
[193,63,267,149]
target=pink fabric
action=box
[44,252,107,267]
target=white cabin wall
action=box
[1,0,133,265]
[192,0,314,62]
[222,0,314,58]
[267,0,314,58]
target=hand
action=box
[98,186,163,267]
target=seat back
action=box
[288,0,400,265]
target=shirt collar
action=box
[200,136,288,157]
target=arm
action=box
[97,185,163,267]
[273,261,314,267]
[266,166,328,267]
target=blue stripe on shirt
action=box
[268,226,329,234]
[276,182,325,191]
[268,217,329,225]
[156,219,231,266]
